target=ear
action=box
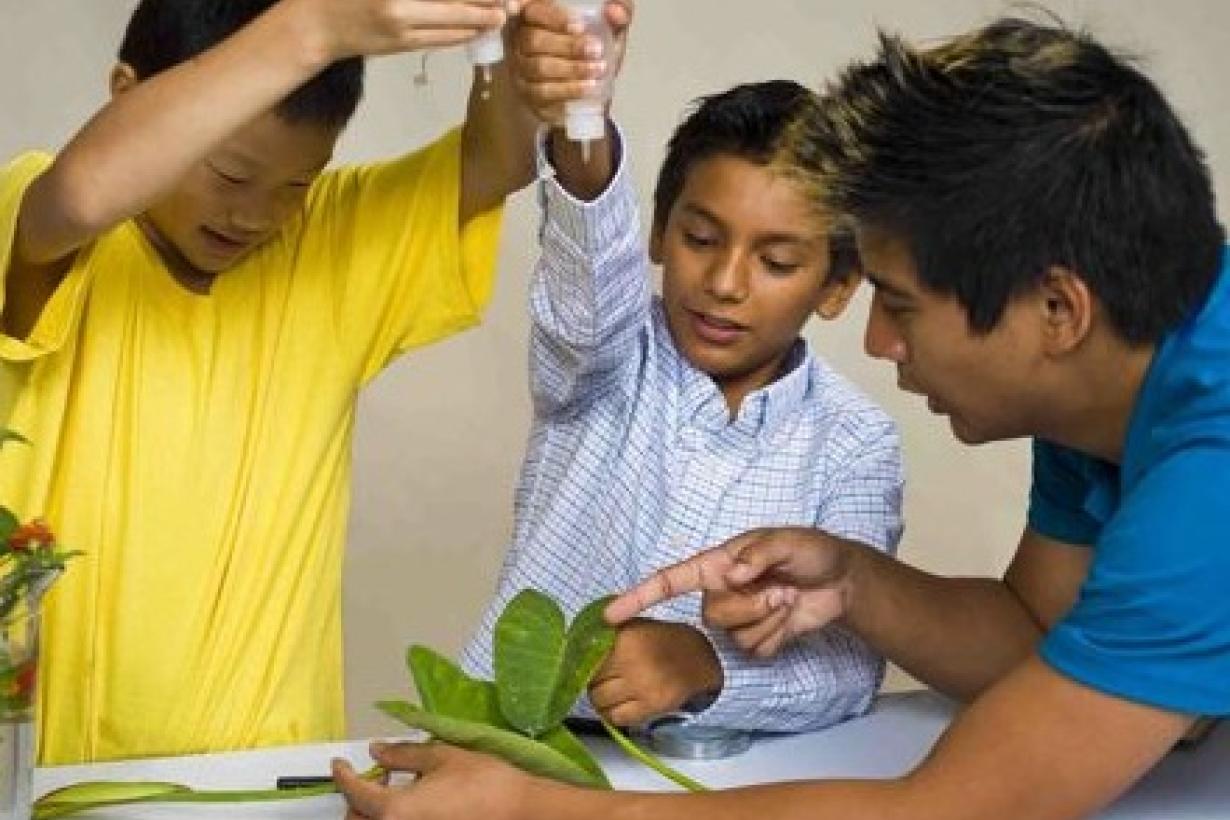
[814,275,861,321]
[1038,265,1094,356]
[109,63,139,98]
[648,221,665,265]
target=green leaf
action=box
[0,506,18,545]
[540,724,609,787]
[494,589,567,737]
[494,590,617,738]
[34,782,193,818]
[550,595,617,725]
[406,645,508,729]
[376,700,608,789]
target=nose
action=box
[227,192,279,235]
[864,296,907,363]
[704,249,750,303]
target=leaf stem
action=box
[599,719,708,793]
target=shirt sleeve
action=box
[1027,438,1105,546]
[1041,443,1230,716]
[0,152,93,363]
[299,128,504,384]
[529,127,652,418]
[687,415,903,733]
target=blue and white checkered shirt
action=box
[461,138,904,733]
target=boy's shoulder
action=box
[797,347,898,440]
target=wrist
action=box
[836,537,870,629]
[546,124,617,201]
[276,0,347,69]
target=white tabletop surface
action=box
[32,691,1230,818]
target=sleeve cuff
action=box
[535,124,639,255]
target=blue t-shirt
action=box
[1030,246,1230,716]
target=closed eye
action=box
[762,256,802,275]
[682,230,717,249]
[210,165,249,186]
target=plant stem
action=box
[33,767,384,818]
[599,719,708,793]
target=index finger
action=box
[604,540,744,625]
[518,0,584,32]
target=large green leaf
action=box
[494,590,616,737]
[376,700,609,789]
[494,589,567,736]
[406,645,508,729]
[550,595,617,726]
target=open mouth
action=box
[688,309,748,345]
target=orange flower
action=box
[8,519,54,552]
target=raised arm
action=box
[5,0,507,337]
[505,0,645,415]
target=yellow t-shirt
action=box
[0,128,502,764]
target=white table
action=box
[33,691,1230,818]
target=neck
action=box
[1035,335,1156,464]
[135,216,216,295]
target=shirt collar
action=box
[679,339,813,438]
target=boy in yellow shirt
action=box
[0,0,611,764]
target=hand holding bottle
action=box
[508,0,633,129]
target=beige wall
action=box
[2,0,1228,738]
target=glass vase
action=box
[0,607,40,820]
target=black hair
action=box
[795,16,1225,343]
[119,0,364,128]
[653,80,859,283]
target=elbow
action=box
[37,158,116,244]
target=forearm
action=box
[844,546,1042,701]
[529,135,648,413]
[23,0,335,263]
[525,777,909,820]
[460,59,539,223]
[691,625,878,733]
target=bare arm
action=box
[338,657,1190,820]
[843,527,1090,700]
[4,0,506,336]
[606,526,1091,703]
[458,57,540,225]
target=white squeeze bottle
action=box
[560,0,613,161]
[467,22,505,99]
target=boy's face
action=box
[139,109,339,283]
[652,155,855,409]
[859,227,1047,445]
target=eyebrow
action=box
[865,273,915,301]
[678,204,820,248]
[216,147,332,179]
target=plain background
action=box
[1,0,1227,739]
